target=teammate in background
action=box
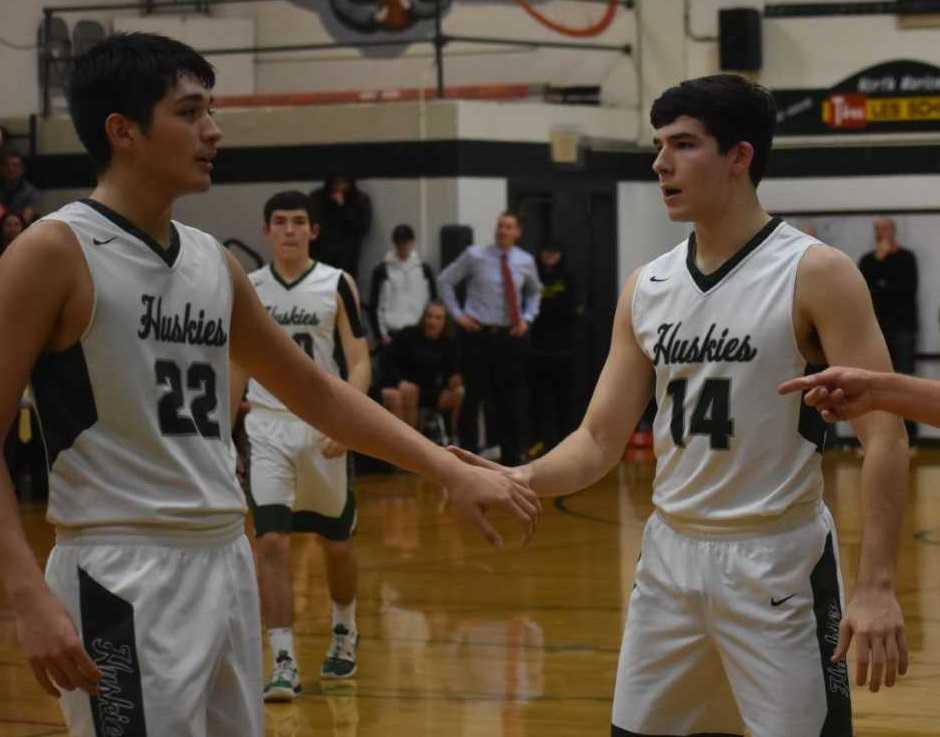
[231,190,369,700]
[453,74,908,736]
[780,365,940,427]
[0,33,539,737]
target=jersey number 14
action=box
[666,378,733,450]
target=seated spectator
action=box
[0,150,41,224]
[381,300,463,442]
[0,210,25,257]
[369,223,437,348]
[309,175,372,281]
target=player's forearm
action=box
[856,417,908,589]
[347,357,371,395]
[873,372,940,427]
[282,367,461,484]
[0,463,50,610]
[527,424,622,497]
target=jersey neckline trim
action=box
[79,198,181,268]
[686,216,783,293]
[270,260,317,290]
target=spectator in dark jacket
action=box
[381,300,463,438]
[309,175,372,281]
[529,242,581,455]
[858,216,919,443]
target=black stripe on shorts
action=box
[612,728,741,736]
[253,488,357,541]
[811,533,854,737]
[79,567,147,736]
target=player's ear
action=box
[104,113,138,158]
[310,223,320,241]
[730,141,754,179]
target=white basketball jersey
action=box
[246,261,342,412]
[33,200,244,532]
[632,217,828,527]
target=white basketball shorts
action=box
[245,408,356,540]
[46,527,263,737]
[612,503,852,737]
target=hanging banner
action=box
[773,60,940,135]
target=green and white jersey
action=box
[246,261,342,413]
[631,218,828,528]
[34,199,244,533]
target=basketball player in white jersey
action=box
[453,74,908,736]
[0,33,539,737]
[231,190,370,699]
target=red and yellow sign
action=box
[822,93,940,129]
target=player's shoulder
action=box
[637,237,689,283]
[12,213,82,262]
[797,240,854,276]
[170,219,219,248]
[247,263,271,285]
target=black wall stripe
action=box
[29,141,940,191]
[79,568,148,737]
[810,534,854,737]
[766,2,898,18]
[799,364,831,453]
[32,343,98,467]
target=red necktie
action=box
[500,251,522,328]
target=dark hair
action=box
[0,210,26,246]
[391,224,415,245]
[499,209,522,226]
[650,74,776,186]
[263,190,315,225]
[67,33,215,172]
[419,299,452,339]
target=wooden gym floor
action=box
[1,450,938,736]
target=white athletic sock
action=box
[332,599,357,634]
[269,627,295,662]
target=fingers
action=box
[29,661,60,698]
[33,643,101,697]
[868,635,885,692]
[777,376,815,395]
[74,653,102,694]
[45,659,76,692]
[898,627,909,676]
[446,445,504,471]
[510,483,541,520]
[832,616,852,664]
[854,632,870,687]
[884,632,899,688]
[470,507,503,547]
[802,386,829,407]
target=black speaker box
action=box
[719,8,762,72]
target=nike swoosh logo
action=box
[93,237,117,245]
[650,276,668,282]
[771,594,797,607]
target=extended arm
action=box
[224,251,539,545]
[451,270,654,495]
[525,270,653,495]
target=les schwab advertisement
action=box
[773,60,940,135]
